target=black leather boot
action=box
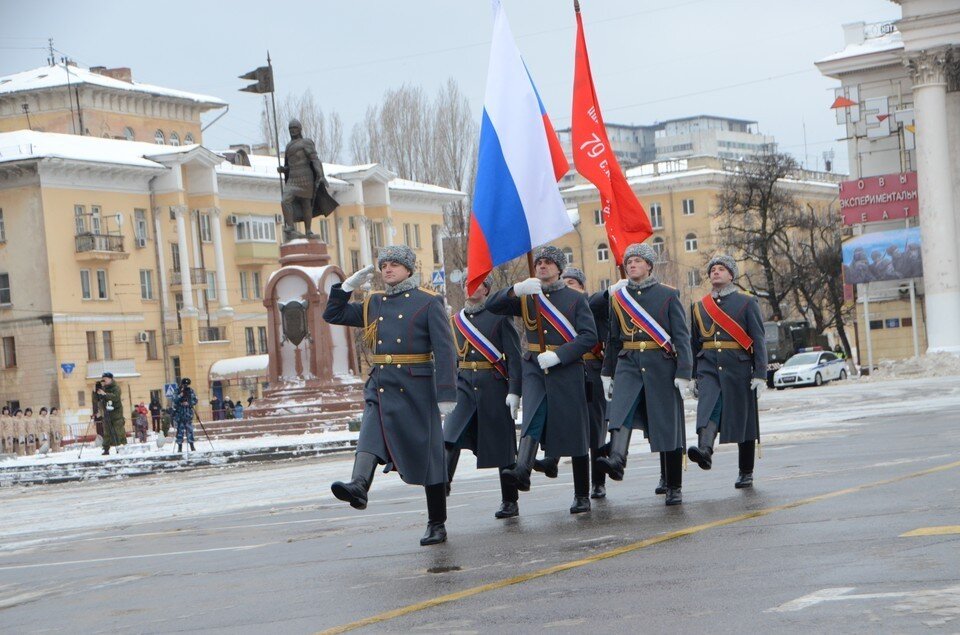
[735,472,753,489]
[189,442,195,451]
[495,470,520,518]
[102,447,110,456]
[331,451,378,510]
[176,443,182,453]
[570,455,591,514]
[736,440,755,488]
[687,420,718,470]
[502,436,538,492]
[444,444,460,496]
[655,452,667,494]
[420,483,447,545]
[665,448,683,505]
[596,427,632,481]
[533,456,559,479]
[590,446,606,498]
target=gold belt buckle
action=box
[384,354,393,364]
[641,341,647,351]
[714,341,722,349]
[471,361,478,370]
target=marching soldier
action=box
[597,243,692,505]
[687,255,767,488]
[534,267,609,499]
[324,245,457,546]
[486,246,598,514]
[444,276,522,519]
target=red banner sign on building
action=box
[839,171,918,226]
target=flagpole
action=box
[526,252,547,354]
[267,51,284,200]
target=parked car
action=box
[772,350,848,389]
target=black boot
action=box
[596,427,632,481]
[655,452,667,495]
[502,436,538,492]
[101,447,110,456]
[664,448,683,506]
[495,470,520,518]
[736,440,755,489]
[331,451,378,510]
[420,483,447,546]
[189,442,195,452]
[570,455,591,513]
[590,447,606,499]
[533,456,559,479]
[176,443,182,453]
[687,420,718,470]
[444,445,460,496]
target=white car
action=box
[773,351,848,389]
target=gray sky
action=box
[1,0,901,175]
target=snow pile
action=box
[866,352,960,380]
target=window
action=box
[2,337,15,368]
[78,391,86,407]
[252,271,263,299]
[145,330,158,360]
[90,205,102,234]
[155,129,165,145]
[205,272,217,301]
[170,132,180,147]
[139,269,154,300]
[687,270,702,287]
[80,269,91,300]
[184,133,195,144]
[171,244,180,272]
[649,203,663,230]
[682,198,695,216]
[240,271,250,300]
[348,216,357,230]
[134,209,148,240]
[200,213,212,242]
[599,279,611,290]
[96,269,109,299]
[172,356,181,383]
[86,331,98,361]
[868,320,884,330]
[403,223,413,246]
[370,221,385,249]
[258,326,268,354]
[684,233,698,252]
[597,243,610,262]
[0,209,5,242]
[318,219,329,243]
[562,247,575,266]
[102,331,113,360]
[123,127,135,141]
[235,216,277,242]
[431,224,442,265]
[413,224,421,249]
[245,327,256,355]
[74,204,86,234]
[0,273,9,304]
[594,208,605,226]
[350,250,360,272]
[652,237,665,259]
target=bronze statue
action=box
[277,119,339,241]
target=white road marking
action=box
[0,543,270,572]
[767,585,960,612]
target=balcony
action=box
[169,267,207,287]
[164,329,183,346]
[75,233,129,261]
[235,241,279,265]
[86,358,140,379]
[198,326,227,343]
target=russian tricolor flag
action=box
[466,0,572,295]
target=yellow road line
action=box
[900,525,960,537]
[318,458,960,635]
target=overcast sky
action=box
[2,0,901,175]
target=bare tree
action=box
[260,88,343,162]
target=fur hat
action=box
[561,267,586,287]
[706,254,738,279]
[377,245,416,273]
[534,245,567,272]
[624,243,657,269]
[101,372,114,379]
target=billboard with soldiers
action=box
[842,226,922,285]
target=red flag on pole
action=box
[571,0,652,265]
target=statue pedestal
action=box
[247,239,364,430]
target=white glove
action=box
[537,351,561,370]
[342,264,375,293]
[690,380,699,399]
[513,278,542,296]
[506,394,520,419]
[438,401,457,416]
[751,378,766,397]
[608,279,628,294]
[674,378,691,396]
[601,375,614,402]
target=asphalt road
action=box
[1,381,959,634]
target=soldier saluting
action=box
[323,245,457,546]
[276,118,338,242]
[687,255,767,489]
[597,243,692,505]
[486,246,598,514]
[443,276,523,519]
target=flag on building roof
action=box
[466,0,572,296]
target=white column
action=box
[174,205,196,315]
[210,207,232,312]
[385,218,395,246]
[335,215,346,269]
[190,210,204,313]
[906,48,960,354]
[153,207,170,316]
[357,216,372,267]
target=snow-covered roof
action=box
[209,354,269,380]
[816,30,903,65]
[0,129,193,169]
[388,177,464,198]
[0,64,226,107]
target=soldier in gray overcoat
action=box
[597,243,692,505]
[687,254,767,489]
[443,277,522,519]
[486,245,598,514]
[323,245,457,546]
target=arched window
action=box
[169,132,180,147]
[684,233,698,252]
[123,127,135,141]
[562,247,575,266]
[184,133,195,145]
[652,236,665,258]
[154,129,165,145]
[597,243,610,263]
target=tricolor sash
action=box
[700,294,753,350]
[612,287,674,353]
[535,294,577,343]
[454,311,508,378]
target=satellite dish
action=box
[449,269,464,284]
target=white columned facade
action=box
[906,47,960,353]
[190,210,205,313]
[357,216,372,267]
[210,207,232,312]
[173,205,196,315]
[153,207,170,315]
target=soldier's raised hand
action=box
[342,264,375,292]
[513,277,542,296]
[608,279,628,294]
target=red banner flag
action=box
[571,2,652,265]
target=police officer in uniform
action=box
[687,255,767,488]
[486,246,598,514]
[324,245,457,546]
[443,276,522,518]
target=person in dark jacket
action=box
[173,378,199,453]
[149,397,163,432]
[323,245,457,546]
[486,245,598,514]
[444,276,522,518]
[96,372,127,455]
[687,255,767,489]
